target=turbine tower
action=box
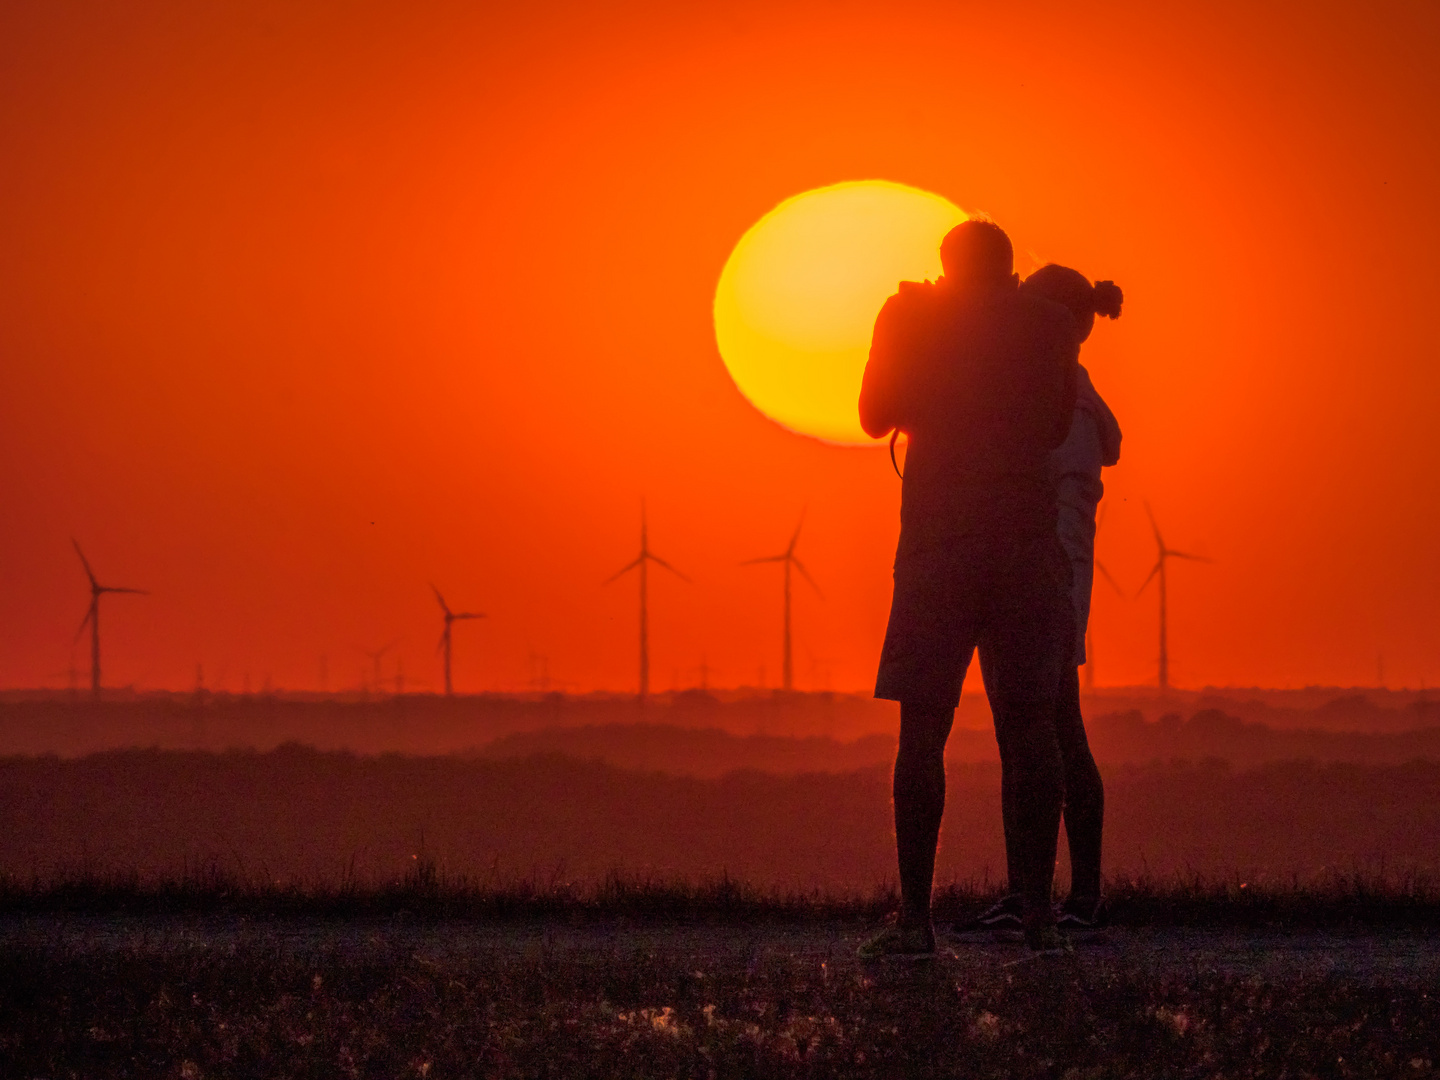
[432,586,484,696]
[1135,503,1210,692]
[742,512,822,692]
[72,541,147,697]
[604,502,689,701]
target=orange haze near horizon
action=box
[2,1,1439,698]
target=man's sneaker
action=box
[954,894,1024,938]
[1055,895,1109,933]
[1023,922,1074,955]
[857,918,936,959]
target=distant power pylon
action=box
[360,640,400,695]
[742,512,822,692]
[72,541,147,697]
[1136,502,1210,692]
[528,651,553,693]
[604,501,689,702]
[432,586,484,696]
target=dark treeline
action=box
[482,715,1440,775]
[0,691,896,756]
[3,746,1438,891]
[4,691,1440,762]
[1085,708,1440,767]
[477,725,902,777]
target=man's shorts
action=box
[874,533,1073,709]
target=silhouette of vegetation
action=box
[3,866,1440,929]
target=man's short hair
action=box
[939,220,1014,285]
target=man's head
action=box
[939,220,1016,291]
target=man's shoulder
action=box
[874,280,940,334]
[882,279,938,311]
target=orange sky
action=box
[3,0,1439,696]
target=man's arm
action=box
[858,290,915,439]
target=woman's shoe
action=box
[954,894,1024,939]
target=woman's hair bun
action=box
[1092,280,1124,319]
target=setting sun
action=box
[714,180,967,445]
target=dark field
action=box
[5,744,1440,889]
[5,692,1440,1076]
[4,911,1440,1079]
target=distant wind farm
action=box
[56,495,1219,700]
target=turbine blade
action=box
[739,554,787,566]
[102,587,148,595]
[602,557,643,585]
[72,540,98,587]
[647,553,691,583]
[1167,550,1213,563]
[787,508,807,555]
[792,557,824,600]
[1096,503,1108,533]
[436,632,447,655]
[453,612,485,620]
[430,584,451,616]
[1095,561,1124,595]
[1143,500,1164,550]
[1135,561,1162,598]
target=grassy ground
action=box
[3,872,1439,1078]
[3,924,1439,1079]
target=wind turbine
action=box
[72,540,147,697]
[604,502,689,702]
[1135,502,1211,692]
[741,512,822,692]
[432,586,484,697]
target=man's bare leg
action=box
[894,701,955,928]
[1056,665,1104,901]
[993,698,1065,930]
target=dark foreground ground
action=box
[4,912,1439,1079]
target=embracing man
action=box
[856,220,1080,957]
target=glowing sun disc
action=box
[714,180,967,445]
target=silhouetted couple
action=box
[857,220,1122,957]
